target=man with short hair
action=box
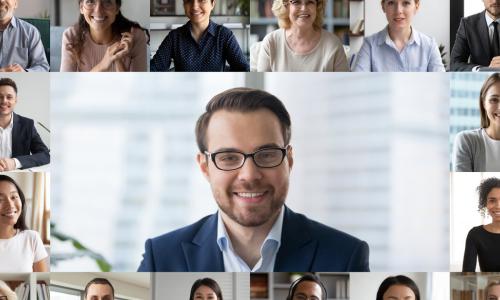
[138,87,370,272]
[0,77,49,170]
[451,0,500,71]
[0,0,49,72]
[84,278,114,300]
[287,275,326,300]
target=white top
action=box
[257,28,349,72]
[482,129,500,171]
[0,230,48,272]
[216,208,284,272]
[0,113,21,169]
[0,113,14,158]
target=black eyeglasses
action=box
[204,146,289,171]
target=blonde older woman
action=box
[0,281,17,300]
[256,0,349,72]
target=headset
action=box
[286,274,327,300]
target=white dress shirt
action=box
[0,113,21,169]
[216,207,284,272]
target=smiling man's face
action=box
[197,109,293,228]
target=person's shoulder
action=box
[131,26,148,43]
[288,209,364,247]
[413,29,436,45]
[148,214,215,246]
[468,225,485,237]
[13,113,34,125]
[18,229,42,240]
[320,29,344,47]
[463,11,484,23]
[15,17,38,31]
[456,128,483,142]
[262,28,284,43]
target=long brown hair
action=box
[70,0,150,63]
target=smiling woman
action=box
[462,177,500,272]
[256,0,349,71]
[453,73,500,171]
[60,0,149,72]
[189,278,223,300]
[353,0,445,72]
[149,0,249,71]
[0,175,48,272]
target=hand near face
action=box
[94,41,127,71]
[0,158,17,171]
[489,56,500,68]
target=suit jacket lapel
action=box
[181,213,224,271]
[274,206,317,271]
[11,113,20,157]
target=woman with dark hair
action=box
[453,73,500,171]
[189,278,223,300]
[376,275,420,300]
[60,0,149,71]
[0,175,48,272]
[462,177,500,272]
[150,0,248,72]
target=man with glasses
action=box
[0,0,49,72]
[138,88,369,272]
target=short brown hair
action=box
[479,73,500,128]
[272,0,325,30]
[0,78,18,94]
[195,87,291,152]
[84,278,115,300]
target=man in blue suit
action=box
[138,88,370,272]
[0,78,49,170]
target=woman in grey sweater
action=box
[453,73,500,171]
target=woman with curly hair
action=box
[256,0,348,71]
[60,0,149,72]
[462,177,500,271]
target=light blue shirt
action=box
[353,26,445,72]
[0,16,49,72]
[216,207,284,272]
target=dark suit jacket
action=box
[137,206,370,271]
[451,11,492,71]
[12,113,50,169]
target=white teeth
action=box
[93,16,105,21]
[237,192,264,198]
[1,211,16,217]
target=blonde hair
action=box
[271,0,325,30]
[0,281,17,300]
[487,279,500,297]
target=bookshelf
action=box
[251,273,350,300]
[249,0,350,44]
[450,273,500,300]
[0,273,50,300]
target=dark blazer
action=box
[12,113,50,169]
[451,11,492,71]
[137,206,370,271]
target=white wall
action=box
[365,0,450,64]
[54,0,149,28]
[17,0,50,18]
[2,73,50,148]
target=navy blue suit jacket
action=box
[137,206,370,271]
[12,113,50,169]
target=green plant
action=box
[237,0,249,16]
[50,222,112,271]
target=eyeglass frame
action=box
[204,145,290,171]
[183,0,211,5]
[82,0,117,10]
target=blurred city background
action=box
[50,72,449,271]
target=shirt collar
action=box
[1,113,14,132]
[379,25,420,46]
[216,206,284,253]
[185,20,216,37]
[6,16,17,29]
[485,11,500,27]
